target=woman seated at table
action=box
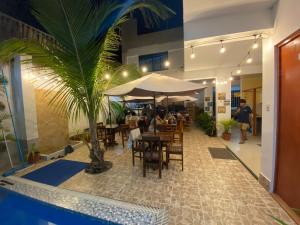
[148,114,163,132]
[128,111,139,129]
[165,112,177,124]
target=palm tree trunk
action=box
[88,116,103,162]
[85,116,112,173]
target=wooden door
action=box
[276,32,300,209]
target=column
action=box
[215,76,231,136]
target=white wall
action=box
[121,20,184,73]
[184,7,274,41]
[19,56,39,141]
[261,0,300,191]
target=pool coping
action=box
[1,176,168,225]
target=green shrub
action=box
[196,112,216,136]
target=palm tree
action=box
[0,0,173,173]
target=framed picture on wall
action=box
[218,93,226,100]
[204,107,210,112]
[205,97,210,101]
[218,106,226,113]
[224,100,231,106]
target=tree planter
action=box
[222,132,232,141]
[27,152,40,164]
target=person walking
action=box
[236,99,253,144]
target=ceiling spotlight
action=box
[224,81,228,84]
[220,81,224,85]
[246,52,253,64]
[246,57,253,64]
[229,77,234,81]
[252,35,259,49]
[141,66,148,73]
[220,40,226,54]
[190,46,196,59]
[237,68,242,74]
[122,71,128,77]
[164,60,170,67]
[202,81,207,85]
[105,73,110,80]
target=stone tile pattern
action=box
[35,89,69,154]
[19,128,296,225]
[3,176,168,225]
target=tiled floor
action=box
[221,127,261,177]
[19,128,295,225]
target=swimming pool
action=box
[0,187,119,225]
[0,177,168,225]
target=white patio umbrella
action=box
[156,95,198,103]
[104,73,204,97]
[105,73,205,132]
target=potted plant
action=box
[219,119,237,140]
[27,143,40,164]
[196,112,217,137]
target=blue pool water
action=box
[0,187,119,225]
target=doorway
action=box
[275,30,300,218]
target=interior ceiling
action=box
[185,39,262,71]
[184,0,277,22]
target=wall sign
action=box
[218,106,226,113]
[224,100,231,106]
[218,93,226,100]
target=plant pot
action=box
[222,132,231,140]
[27,152,34,164]
[34,152,40,163]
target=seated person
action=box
[148,115,163,132]
[165,112,176,124]
[125,112,132,125]
[128,111,139,128]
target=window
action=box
[139,52,168,72]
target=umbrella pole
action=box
[153,94,156,135]
[166,95,169,115]
[107,96,112,128]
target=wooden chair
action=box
[97,125,113,150]
[159,124,174,132]
[130,128,142,166]
[167,131,184,171]
[120,124,129,148]
[158,131,173,169]
[176,119,184,133]
[142,135,163,178]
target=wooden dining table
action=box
[105,124,119,146]
[136,132,173,168]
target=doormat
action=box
[208,147,236,160]
[22,159,87,186]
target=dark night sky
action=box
[0,0,183,34]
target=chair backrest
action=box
[121,124,129,136]
[177,120,184,132]
[97,125,106,139]
[141,135,161,153]
[129,128,141,141]
[173,131,183,145]
[160,124,173,132]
